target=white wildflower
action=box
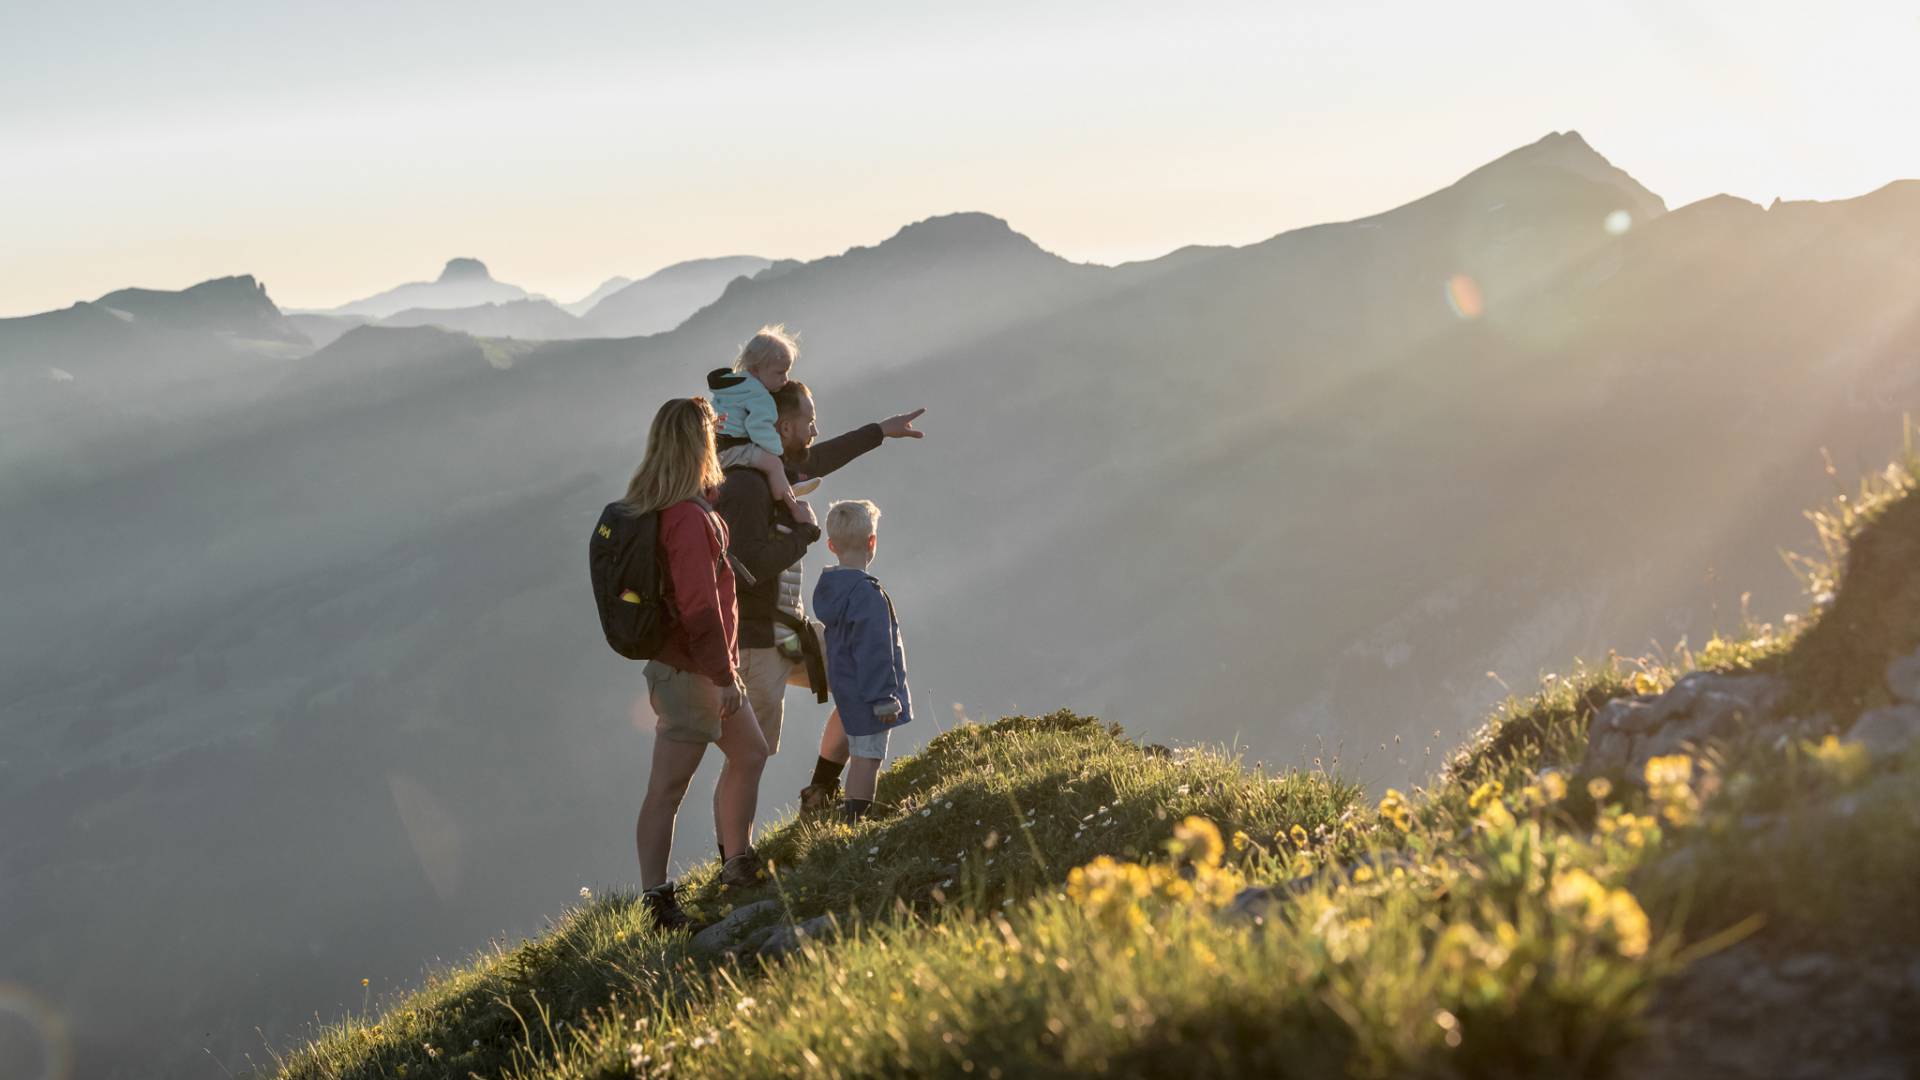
[579,886,592,899]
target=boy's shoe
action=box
[791,477,822,497]
[641,883,693,931]
[718,849,766,889]
[798,782,841,815]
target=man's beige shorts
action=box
[738,646,812,753]
[644,660,724,744]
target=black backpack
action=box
[589,501,672,659]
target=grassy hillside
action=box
[276,445,1920,1078]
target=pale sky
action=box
[3,1,1917,316]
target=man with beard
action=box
[709,378,925,878]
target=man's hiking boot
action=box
[641,883,693,931]
[798,782,841,815]
[718,848,766,889]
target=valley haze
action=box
[2,131,1918,1078]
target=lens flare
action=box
[0,984,73,1080]
[1444,274,1484,320]
[1604,209,1633,235]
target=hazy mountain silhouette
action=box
[322,257,531,318]
[5,132,1918,1078]
[0,275,312,493]
[379,297,583,339]
[286,311,370,350]
[576,255,773,337]
[561,275,634,316]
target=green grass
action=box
[275,713,1363,1078]
[276,441,1920,1079]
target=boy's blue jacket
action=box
[812,566,914,737]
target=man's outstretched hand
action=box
[880,408,927,439]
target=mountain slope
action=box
[0,275,312,490]
[576,255,773,338]
[379,297,583,339]
[281,454,1919,1079]
[6,133,1920,1079]
[562,275,634,316]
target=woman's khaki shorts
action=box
[644,660,725,744]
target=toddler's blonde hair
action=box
[735,324,799,375]
[826,499,882,550]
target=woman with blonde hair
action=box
[626,397,768,929]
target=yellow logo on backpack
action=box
[597,524,613,540]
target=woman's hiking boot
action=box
[641,882,692,931]
[798,782,841,815]
[718,848,766,889]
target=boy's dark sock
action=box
[842,798,872,823]
[811,756,846,790]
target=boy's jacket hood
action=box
[812,566,875,623]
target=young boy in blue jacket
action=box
[812,499,913,822]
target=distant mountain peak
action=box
[1455,130,1667,219]
[437,258,493,283]
[891,212,1017,242]
[876,212,1055,260]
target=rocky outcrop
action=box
[1842,645,1920,762]
[687,901,838,960]
[1584,671,1790,781]
[748,915,837,958]
[687,900,779,958]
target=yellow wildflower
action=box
[1171,816,1225,868]
[1476,799,1516,832]
[1587,776,1613,802]
[1607,889,1651,958]
[1805,734,1870,788]
[1289,824,1310,847]
[1230,830,1250,854]
[1540,771,1568,802]
[1377,789,1415,833]
[1632,670,1662,695]
[1352,865,1375,883]
[1644,754,1700,826]
[1468,779,1504,811]
[1549,868,1609,931]
[1644,754,1692,789]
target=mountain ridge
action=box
[9,130,1920,1079]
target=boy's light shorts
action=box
[644,660,724,744]
[847,728,890,760]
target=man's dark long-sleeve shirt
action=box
[713,422,885,648]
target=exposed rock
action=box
[1220,886,1287,928]
[1584,672,1787,780]
[1845,704,1920,762]
[757,914,836,958]
[1886,647,1920,705]
[687,900,779,957]
[1220,852,1413,928]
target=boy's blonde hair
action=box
[735,324,799,375]
[826,499,882,550]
